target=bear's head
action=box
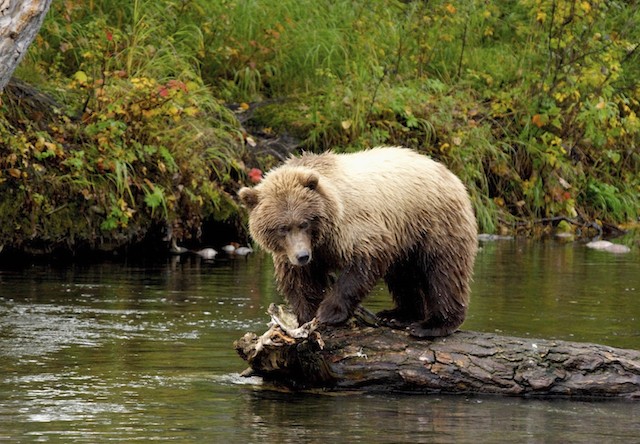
[239,167,339,266]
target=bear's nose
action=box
[296,252,310,265]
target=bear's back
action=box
[285,147,473,249]
[288,147,447,184]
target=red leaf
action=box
[248,168,263,183]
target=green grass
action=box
[1,0,639,255]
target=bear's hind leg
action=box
[407,247,471,338]
[378,255,426,329]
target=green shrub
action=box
[3,0,638,249]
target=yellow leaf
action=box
[186,81,199,92]
[8,168,21,178]
[142,109,157,119]
[184,106,199,117]
[73,71,88,84]
[440,34,453,43]
[445,3,456,14]
[341,120,352,130]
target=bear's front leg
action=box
[274,256,329,324]
[316,258,380,325]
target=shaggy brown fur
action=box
[239,147,478,337]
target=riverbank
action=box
[1,0,638,257]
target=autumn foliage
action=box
[0,0,638,255]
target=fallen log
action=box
[234,305,640,399]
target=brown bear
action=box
[238,146,477,337]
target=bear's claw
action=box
[408,322,457,338]
[376,308,413,329]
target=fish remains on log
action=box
[235,304,640,400]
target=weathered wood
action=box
[0,0,53,91]
[235,305,640,399]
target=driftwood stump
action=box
[235,305,640,399]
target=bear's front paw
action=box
[316,302,349,325]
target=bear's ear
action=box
[301,171,319,191]
[238,187,260,209]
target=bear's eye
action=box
[299,221,309,230]
[277,225,289,236]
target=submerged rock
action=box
[222,243,239,253]
[234,246,254,256]
[586,240,631,254]
[193,248,218,259]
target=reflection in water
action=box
[465,239,640,347]
[0,241,639,442]
[240,390,640,443]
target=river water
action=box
[1,239,639,443]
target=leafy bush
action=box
[1,0,246,253]
[203,0,639,231]
[2,0,638,255]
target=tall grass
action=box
[7,0,640,243]
[202,0,638,231]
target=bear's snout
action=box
[295,251,311,266]
[285,231,313,266]
[289,247,312,266]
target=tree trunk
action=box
[0,0,53,92]
[235,306,640,400]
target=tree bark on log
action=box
[0,0,53,92]
[235,305,640,400]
